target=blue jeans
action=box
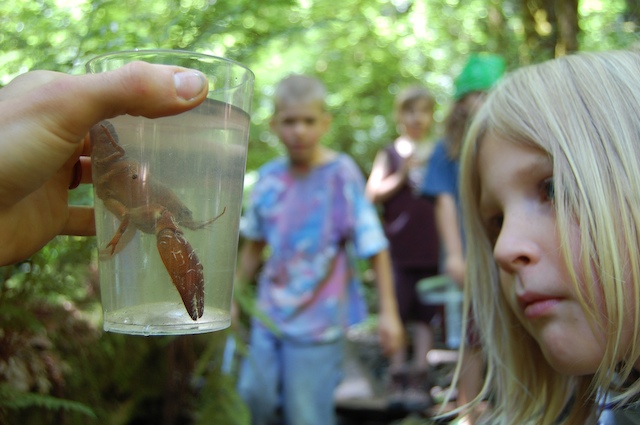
[237,325,344,425]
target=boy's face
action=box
[271,101,331,169]
[398,98,433,140]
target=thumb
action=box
[0,62,208,203]
[41,61,208,141]
[82,61,209,119]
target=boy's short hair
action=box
[394,86,435,120]
[273,75,327,112]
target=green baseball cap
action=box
[454,53,506,100]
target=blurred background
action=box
[0,0,638,424]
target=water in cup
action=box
[92,100,250,335]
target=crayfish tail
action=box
[157,227,205,321]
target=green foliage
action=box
[0,235,233,424]
[192,332,250,425]
[3,0,638,174]
[0,384,96,420]
[580,0,640,50]
[1,1,639,423]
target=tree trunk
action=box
[555,0,579,55]
[520,0,579,59]
[624,0,640,24]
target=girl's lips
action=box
[522,298,561,319]
[517,293,562,320]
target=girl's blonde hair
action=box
[459,50,640,424]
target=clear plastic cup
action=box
[86,50,253,335]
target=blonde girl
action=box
[458,50,640,424]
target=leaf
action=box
[0,385,96,419]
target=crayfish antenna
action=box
[182,206,227,231]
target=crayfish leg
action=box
[105,214,136,255]
[156,222,205,320]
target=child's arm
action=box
[434,193,465,286]
[232,239,266,327]
[365,150,409,203]
[236,239,266,284]
[369,249,404,356]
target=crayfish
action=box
[90,120,225,321]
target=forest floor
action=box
[335,329,460,425]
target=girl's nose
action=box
[493,215,540,274]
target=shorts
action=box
[237,325,344,425]
[393,266,443,325]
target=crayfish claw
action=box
[156,211,205,320]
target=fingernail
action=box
[174,70,207,100]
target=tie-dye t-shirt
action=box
[242,154,388,343]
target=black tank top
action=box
[380,144,440,269]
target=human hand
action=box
[398,153,416,179]
[446,254,466,287]
[0,62,208,266]
[377,309,405,357]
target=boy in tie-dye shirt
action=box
[236,75,403,425]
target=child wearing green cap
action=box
[420,53,505,425]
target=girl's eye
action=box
[485,214,503,246]
[542,178,555,201]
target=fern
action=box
[0,303,44,333]
[0,385,96,419]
